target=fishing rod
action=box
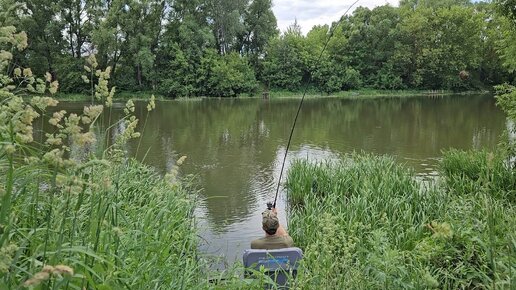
[269,0,361,210]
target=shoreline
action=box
[54,89,493,102]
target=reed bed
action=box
[286,153,515,289]
[1,156,209,289]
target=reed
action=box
[286,153,515,289]
[440,149,515,202]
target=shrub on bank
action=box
[286,153,515,289]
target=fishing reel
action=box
[266,202,273,210]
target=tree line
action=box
[1,0,515,97]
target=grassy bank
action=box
[54,91,166,101]
[268,88,491,99]
[1,155,209,288]
[53,88,491,102]
[285,153,515,289]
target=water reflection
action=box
[49,94,505,265]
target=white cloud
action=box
[272,0,400,35]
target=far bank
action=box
[54,88,493,102]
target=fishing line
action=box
[272,0,360,208]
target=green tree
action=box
[57,0,99,58]
[239,0,278,75]
[494,0,516,164]
[157,0,214,97]
[120,0,165,89]
[399,4,484,89]
[304,25,346,93]
[261,21,306,90]
[342,6,405,89]
[495,0,516,73]
[400,0,471,10]
[17,0,63,77]
[474,2,512,85]
[495,0,516,24]
[91,0,125,75]
[207,0,248,55]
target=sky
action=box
[272,0,400,35]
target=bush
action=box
[54,56,90,93]
[205,52,257,97]
[342,67,363,90]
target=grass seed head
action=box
[4,144,16,154]
[177,155,187,166]
[124,100,135,114]
[42,265,54,273]
[49,81,59,94]
[31,96,59,111]
[49,110,66,126]
[147,95,156,112]
[81,75,90,84]
[53,265,74,276]
[84,105,104,120]
[23,271,49,287]
[22,68,32,77]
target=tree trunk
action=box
[137,64,142,86]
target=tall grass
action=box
[440,149,515,202]
[286,153,515,289]
[1,158,206,289]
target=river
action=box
[54,94,506,267]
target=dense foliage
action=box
[0,0,515,97]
